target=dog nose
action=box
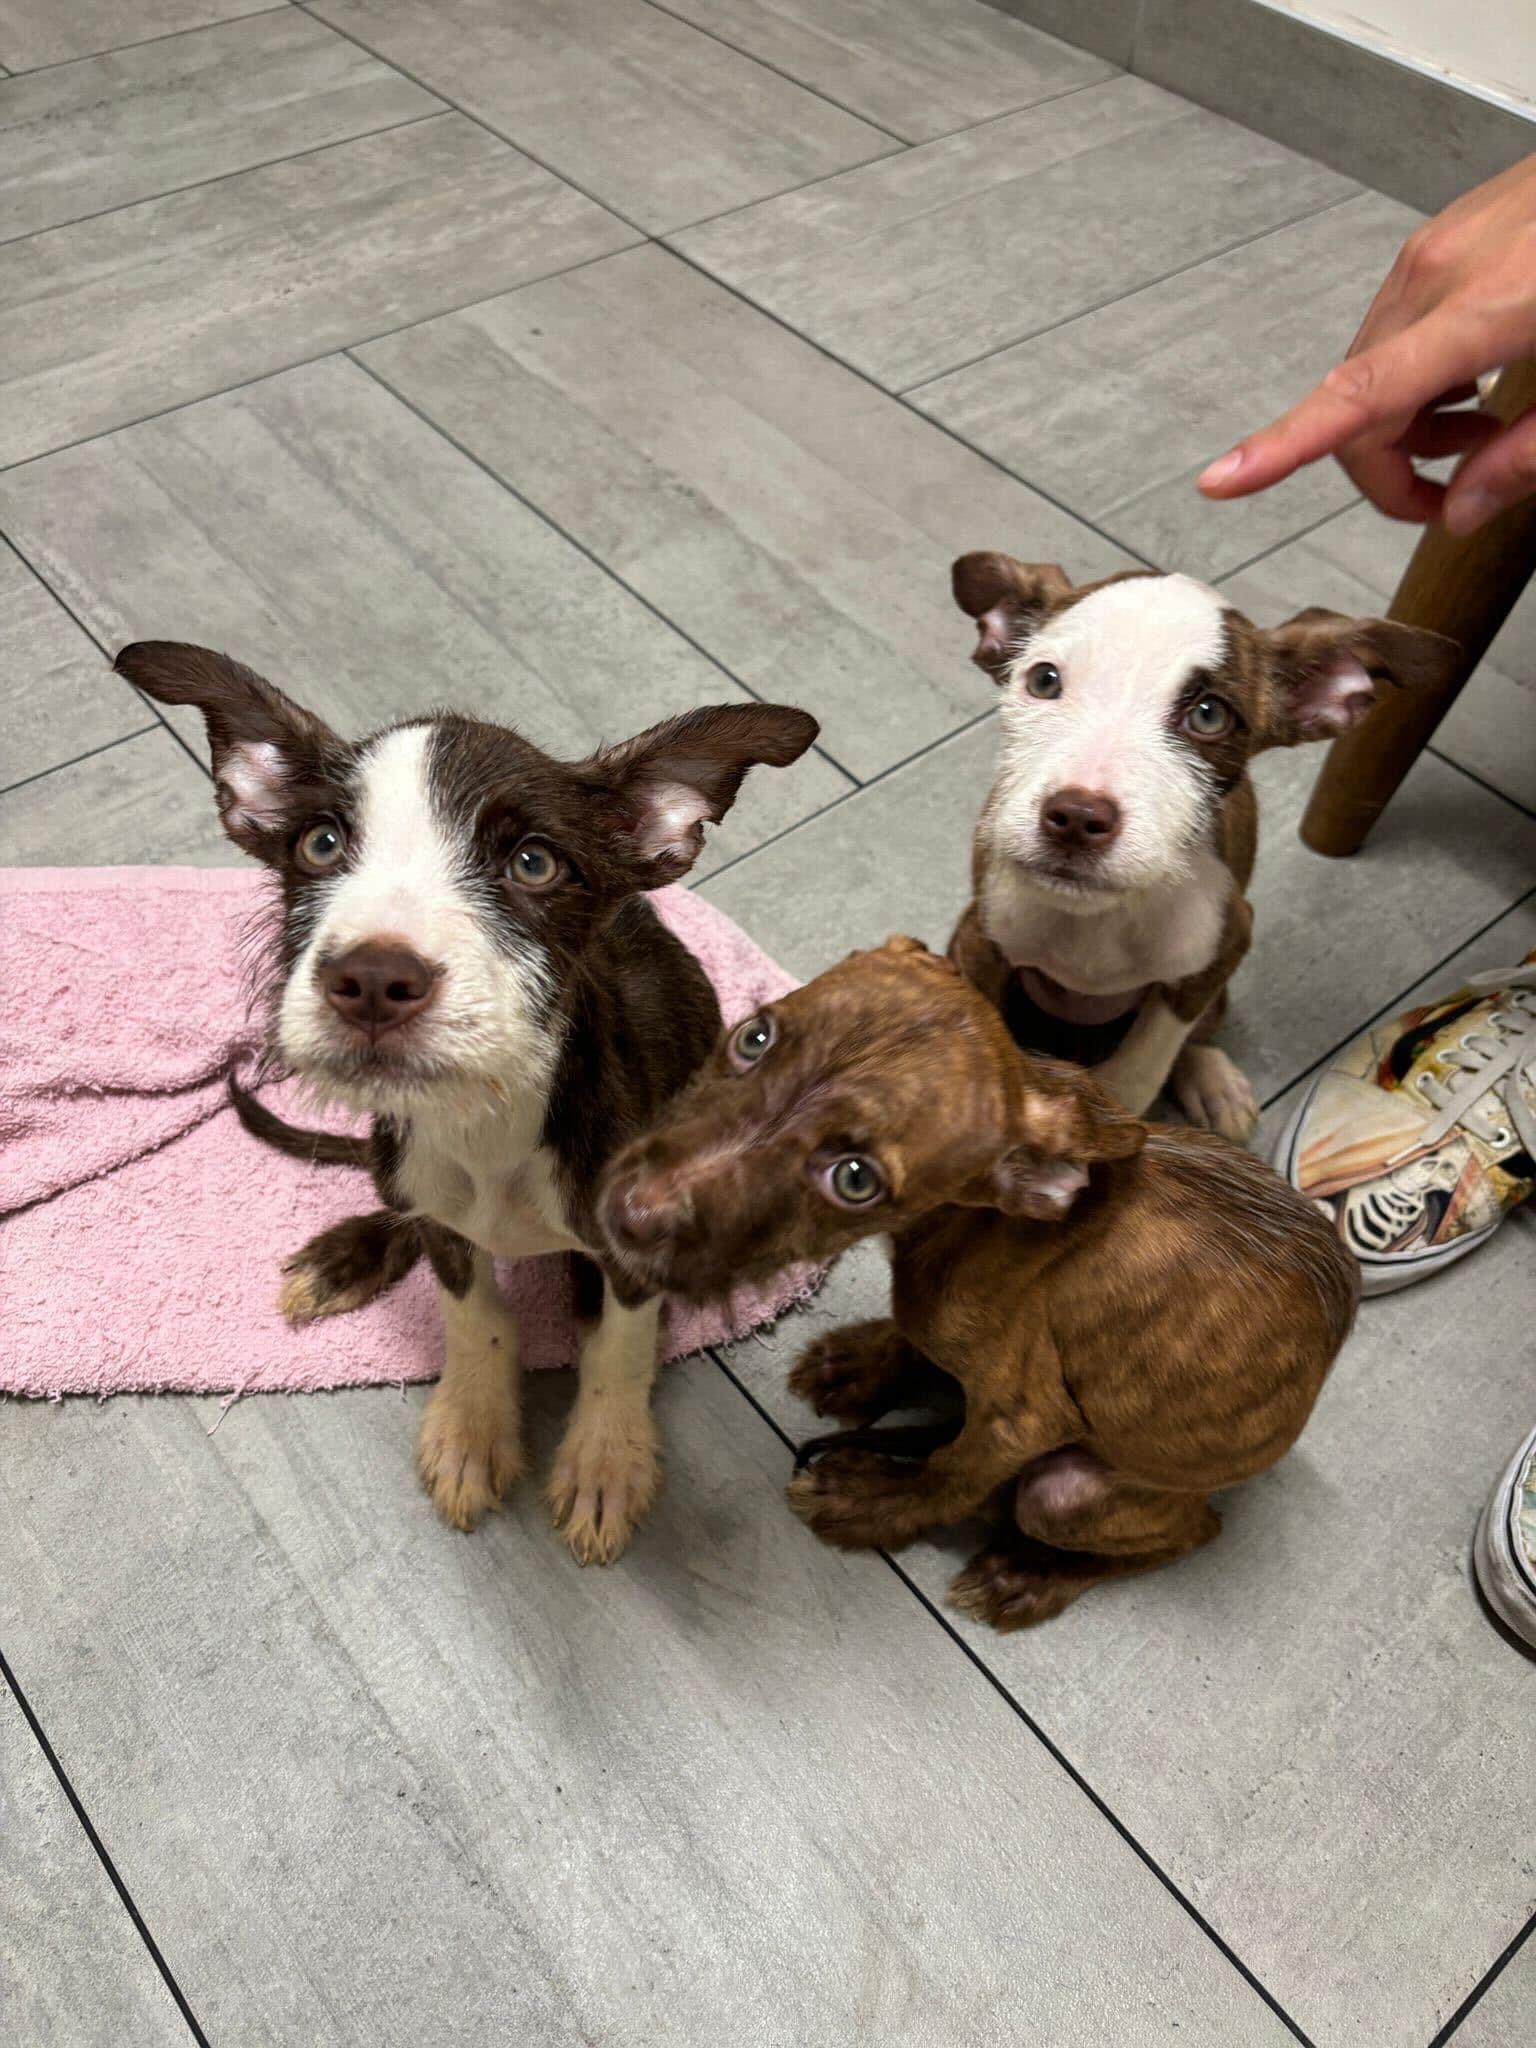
[604,1171,682,1254]
[1040,786,1121,850]
[321,942,436,1033]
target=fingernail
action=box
[1198,447,1245,490]
[1444,488,1498,536]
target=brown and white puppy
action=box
[116,642,816,1563]
[948,555,1460,1137]
[596,936,1357,1628]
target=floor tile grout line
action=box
[0,110,449,254]
[0,355,336,479]
[1426,744,1536,821]
[1428,1906,1536,2046]
[292,0,655,238]
[656,237,1162,571]
[0,1647,210,2046]
[5,100,480,258]
[1256,881,1536,1113]
[344,350,863,788]
[896,74,1120,152]
[0,529,211,776]
[0,3,288,80]
[704,1343,1318,2048]
[1212,498,1367,585]
[2,11,1307,600]
[632,0,1120,156]
[637,0,911,145]
[897,190,1364,398]
[0,726,158,798]
[292,0,1105,246]
[648,74,1114,242]
[0,237,648,479]
[696,704,999,889]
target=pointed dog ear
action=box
[970,1062,1145,1220]
[951,553,1073,679]
[585,702,819,885]
[1257,607,1461,747]
[114,642,342,857]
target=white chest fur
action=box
[981,844,1232,996]
[397,1097,586,1262]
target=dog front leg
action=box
[788,1318,941,1422]
[547,1285,662,1566]
[1091,996,1195,1115]
[416,1235,525,1532]
[279,1208,421,1324]
[787,1403,1066,1552]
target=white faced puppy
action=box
[948,556,1459,1136]
[117,642,817,1563]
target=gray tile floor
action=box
[1,6,1531,2044]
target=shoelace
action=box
[1390,965,1536,1164]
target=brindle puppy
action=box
[597,937,1357,1627]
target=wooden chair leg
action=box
[1301,357,1536,857]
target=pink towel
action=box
[0,867,818,1398]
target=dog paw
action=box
[416,1383,525,1532]
[278,1212,418,1326]
[1172,1045,1258,1142]
[278,1254,378,1326]
[948,1545,1085,1631]
[786,1448,920,1551]
[546,1405,661,1566]
[788,1321,914,1421]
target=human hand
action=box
[1197,153,1536,534]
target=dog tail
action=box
[228,1073,369,1168]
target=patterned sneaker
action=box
[1474,1425,1536,1652]
[1273,955,1535,1294]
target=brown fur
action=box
[598,938,1357,1628]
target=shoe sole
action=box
[1270,1091,1498,1298]
[1473,1427,1536,1653]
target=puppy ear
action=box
[951,552,1072,679]
[983,1065,1145,1220]
[114,642,340,857]
[587,702,819,885]
[1258,607,1461,747]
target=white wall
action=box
[1258,1,1536,111]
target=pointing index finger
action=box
[1197,306,1498,500]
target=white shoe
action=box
[1474,1425,1536,1652]
[1273,955,1536,1295]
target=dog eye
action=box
[1184,694,1234,738]
[507,838,564,890]
[729,1013,776,1069]
[824,1156,885,1208]
[296,819,347,873]
[1022,661,1062,699]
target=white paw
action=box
[416,1381,525,1532]
[546,1403,661,1566]
[1173,1045,1258,1142]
